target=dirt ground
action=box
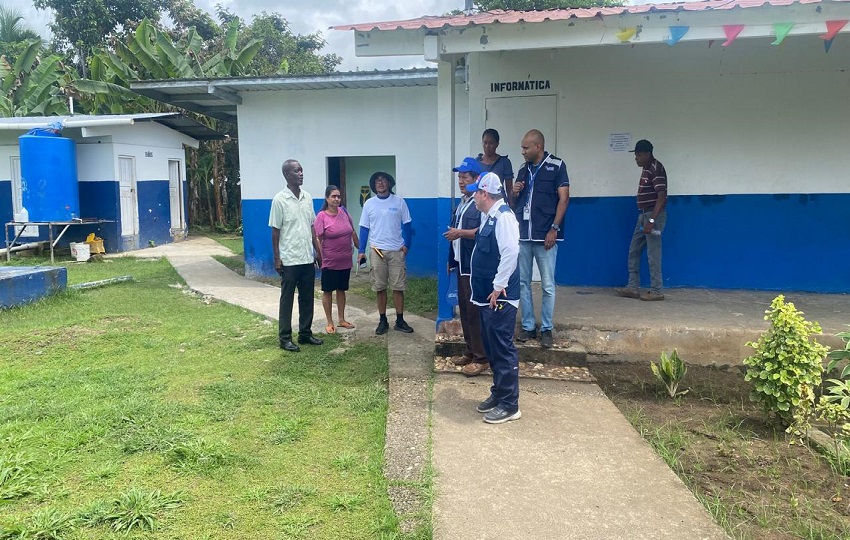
[589,362,850,540]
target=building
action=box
[0,113,221,252]
[133,0,850,320]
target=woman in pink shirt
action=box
[314,185,359,333]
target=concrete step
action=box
[435,332,588,367]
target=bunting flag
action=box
[771,22,794,45]
[722,25,745,46]
[708,39,715,48]
[824,38,835,53]
[820,19,848,41]
[666,26,689,46]
[616,27,637,43]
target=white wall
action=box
[238,84,469,201]
[77,141,115,181]
[85,123,197,150]
[0,144,18,179]
[468,34,850,197]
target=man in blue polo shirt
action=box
[511,129,570,349]
[468,172,522,424]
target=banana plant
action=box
[73,18,262,114]
[0,39,72,116]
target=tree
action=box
[32,0,169,73]
[0,5,44,63]
[476,0,623,9]
[238,12,340,75]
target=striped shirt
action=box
[637,159,667,210]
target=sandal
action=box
[338,320,355,329]
[325,324,336,334]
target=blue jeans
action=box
[519,241,558,332]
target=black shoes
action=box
[539,329,553,348]
[394,320,414,333]
[516,328,537,342]
[483,407,522,424]
[298,335,323,346]
[280,340,300,352]
[375,319,389,335]
[476,395,499,413]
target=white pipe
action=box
[0,241,46,255]
[0,118,135,130]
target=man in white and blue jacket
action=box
[467,172,522,424]
[511,129,570,349]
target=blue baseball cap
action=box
[452,157,483,175]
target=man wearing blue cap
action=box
[467,172,522,424]
[444,157,488,377]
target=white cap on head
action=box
[465,172,502,195]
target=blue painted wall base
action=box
[0,266,67,309]
[242,193,850,293]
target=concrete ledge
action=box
[0,266,67,309]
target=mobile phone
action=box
[358,259,367,269]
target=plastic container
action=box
[19,132,80,222]
[70,242,90,262]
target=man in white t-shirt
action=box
[357,171,414,335]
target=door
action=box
[485,95,558,281]
[484,94,558,161]
[118,156,138,236]
[168,159,184,232]
[10,156,35,237]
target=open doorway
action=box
[326,155,396,235]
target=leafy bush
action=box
[650,349,688,398]
[744,295,829,425]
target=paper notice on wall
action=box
[608,133,631,152]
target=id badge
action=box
[523,204,531,221]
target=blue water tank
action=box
[19,130,80,222]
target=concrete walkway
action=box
[118,237,739,539]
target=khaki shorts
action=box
[370,249,407,292]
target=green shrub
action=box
[650,349,688,398]
[744,295,829,425]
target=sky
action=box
[4,0,463,71]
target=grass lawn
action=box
[201,233,438,319]
[0,257,415,539]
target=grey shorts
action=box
[370,249,407,292]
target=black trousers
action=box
[457,274,487,363]
[279,263,315,343]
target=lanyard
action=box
[455,197,473,226]
[524,161,543,216]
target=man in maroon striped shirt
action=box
[616,139,667,301]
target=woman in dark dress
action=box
[477,128,515,202]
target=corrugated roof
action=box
[131,68,449,123]
[0,112,224,141]
[332,0,828,32]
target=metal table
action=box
[5,220,113,263]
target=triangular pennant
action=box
[666,26,689,46]
[771,22,794,45]
[616,27,637,42]
[708,39,715,48]
[820,20,848,41]
[722,25,745,47]
[824,38,835,53]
